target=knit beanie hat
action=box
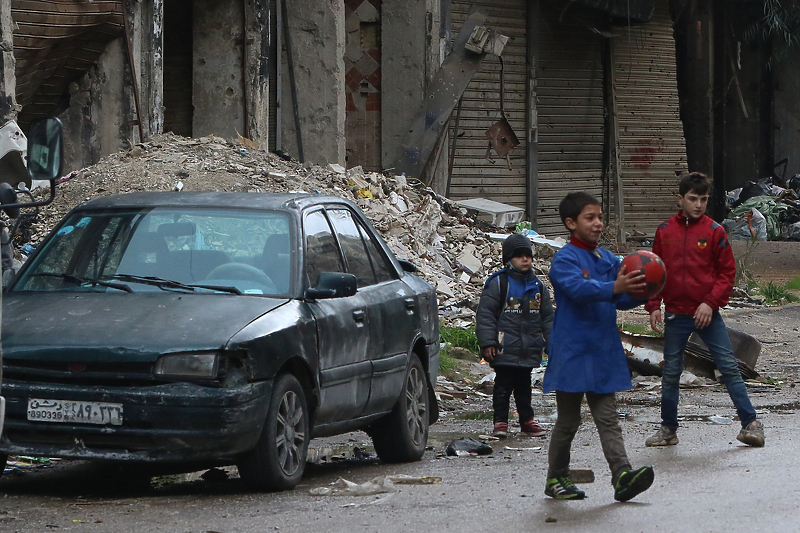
[502,233,533,264]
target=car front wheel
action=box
[370,354,429,463]
[237,373,309,491]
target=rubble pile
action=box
[725,176,800,241]
[20,133,555,323]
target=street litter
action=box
[504,446,542,451]
[309,474,442,496]
[445,437,493,456]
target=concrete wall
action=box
[59,38,130,172]
[282,0,345,166]
[381,0,445,184]
[0,0,18,122]
[193,0,245,139]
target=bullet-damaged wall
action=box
[192,0,245,139]
[59,38,130,172]
[281,0,346,166]
[381,0,445,180]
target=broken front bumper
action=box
[0,379,272,462]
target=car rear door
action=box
[326,208,417,414]
[303,209,371,423]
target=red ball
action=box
[621,250,667,299]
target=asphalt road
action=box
[1,305,799,533]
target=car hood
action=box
[2,292,290,362]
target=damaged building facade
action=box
[0,0,797,238]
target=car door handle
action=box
[352,309,365,321]
[404,298,416,313]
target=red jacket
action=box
[645,212,736,315]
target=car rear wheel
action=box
[237,373,309,491]
[370,354,429,463]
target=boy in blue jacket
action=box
[476,234,554,438]
[543,192,654,501]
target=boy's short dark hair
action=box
[679,171,712,196]
[559,192,601,228]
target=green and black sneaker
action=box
[545,476,586,500]
[614,466,654,502]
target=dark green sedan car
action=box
[0,192,439,491]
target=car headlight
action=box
[154,353,220,379]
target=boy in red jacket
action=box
[645,172,764,447]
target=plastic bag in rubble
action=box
[785,221,800,241]
[445,437,493,456]
[723,208,767,241]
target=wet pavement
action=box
[1,305,799,532]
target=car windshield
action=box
[12,207,293,296]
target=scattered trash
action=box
[309,474,441,496]
[679,371,705,388]
[504,446,542,451]
[445,437,493,456]
[707,415,732,425]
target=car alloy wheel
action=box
[237,373,309,491]
[275,388,305,477]
[369,354,429,463]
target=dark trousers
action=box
[493,366,534,423]
[547,391,631,485]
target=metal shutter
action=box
[612,0,687,237]
[448,0,528,208]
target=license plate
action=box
[27,398,123,426]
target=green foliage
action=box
[438,351,459,376]
[734,237,759,290]
[744,0,800,68]
[515,221,532,233]
[758,281,800,304]
[455,410,498,420]
[439,326,480,354]
[785,276,800,291]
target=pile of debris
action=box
[17,133,557,322]
[724,176,800,241]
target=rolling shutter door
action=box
[534,2,605,237]
[448,0,528,208]
[612,0,688,237]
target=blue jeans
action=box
[661,312,757,430]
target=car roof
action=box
[74,192,361,212]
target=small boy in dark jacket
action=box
[476,234,554,438]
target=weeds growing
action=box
[758,281,800,305]
[439,326,480,354]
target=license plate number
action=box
[27,398,123,426]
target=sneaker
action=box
[645,426,679,447]
[492,422,508,438]
[545,476,586,500]
[520,419,547,437]
[614,466,654,502]
[736,420,765,447]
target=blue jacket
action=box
[543,244,641,393]
[475,267,554,369]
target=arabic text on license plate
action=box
[27,398,123,425]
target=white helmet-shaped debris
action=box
[0,120,30,188]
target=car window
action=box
[357,222,396,283]
[13,208,292,296]
[327,208,376,288]
[304,210,344,286]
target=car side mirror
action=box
[398,259,418,273]
[305,272,357,300]
[27,117,64,183]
